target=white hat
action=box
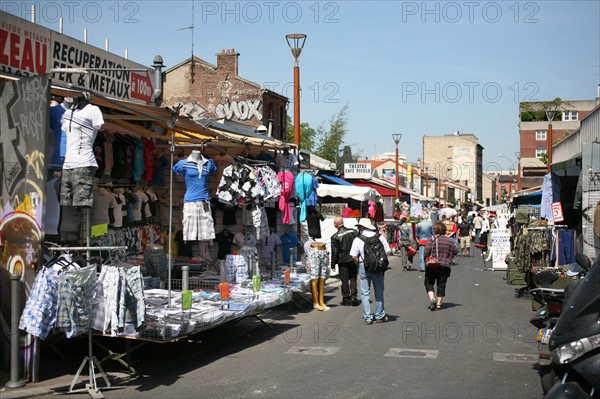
[355,218,375,230]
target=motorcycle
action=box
[545,253,599,399]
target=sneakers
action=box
[341,299,352,306]
[351,299,360,307]
[364,318,373,325]
[375,315,389,323]
[313,304,323,311]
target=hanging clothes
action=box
[306,206,325,239]
[540,172,561,221]
[295,173,314,223]
[278,171,294,224]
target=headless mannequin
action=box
[309,241,330,311]
[190,150,202,162]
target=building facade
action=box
[422,133,483,202]
[518,96,600,188]
[162,49,288,141]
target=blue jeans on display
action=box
[358,263,385,321]
[419,245,426,271]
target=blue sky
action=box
[7,1,599,169]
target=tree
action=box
[313,103,350,162]
[286,116,317,151]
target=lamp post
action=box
[425,165,429,198]
[392,134,402,201]
[543,102,561,173]
[516,151,521,191]
[285,34,307,149]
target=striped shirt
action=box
[423,234,458,267]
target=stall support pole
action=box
[6,274,25,389]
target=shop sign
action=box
[0,11,155,105]
[491,228,511,271]
[344,163,371,179]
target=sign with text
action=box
[344,163,372,179]
[0,11,155,105]
[491,228,511,271]
[551,202,564,223]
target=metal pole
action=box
[547,123,553,173]
[6,274,25,388]
[395,143,399,201]
[168,125,175,308]
[293,66,300,148]
[182,266,189,292]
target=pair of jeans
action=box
[358,263,385,321]
[419,245,426,271]
[338,260,358,301]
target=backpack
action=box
[358,234,389,273]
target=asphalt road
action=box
[17,250,543,399]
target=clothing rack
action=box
[49,245,127,399]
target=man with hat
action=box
[350,218,391,324]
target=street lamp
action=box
[516,152,521,191]
[392,134,402,201]
[285,33,307,149]
[543,103,561,173]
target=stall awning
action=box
[320,174,353,186]
[351,181,396,197]
[551,154,581,172]
[317,184,380,201]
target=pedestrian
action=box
[398,217,414,271]
[416,213,434,272]
[473,213,483,243]
[423,222,458,311]
[350,218,391,324]
[330,216,359,306]
[457,217,473,256]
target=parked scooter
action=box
[545,254,599,399]
[529,269,566,394]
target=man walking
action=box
[350,218,391,325]
[330,216,359,306]
[416,213,434,272]
[457,217,473,256]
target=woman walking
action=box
[423,222,458,311]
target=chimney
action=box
[597,84,600,100]
[216,48,240,76]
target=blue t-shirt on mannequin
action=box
[173,151,217,202]
[280,230,300,263]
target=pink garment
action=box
[278,171,294,224]
[368,200,376,218]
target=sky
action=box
[5,0,600,171]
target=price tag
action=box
[551,202,564,222]
[91,223,108,237]
[181,290,192,310]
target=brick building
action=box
[518,97,599,189]
[162,49,289,141]
[422,133,483,203]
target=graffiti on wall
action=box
[0,76,48,372]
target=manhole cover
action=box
[286,346,340,356]
[384,348,439,359]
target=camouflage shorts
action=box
[60,166,97,207]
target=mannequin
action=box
[308,241,330,311]
[172,150,217,241]
[60,92,104,207]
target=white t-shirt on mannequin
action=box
[62,102,104,169]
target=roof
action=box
[352,181,396,197]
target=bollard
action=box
[6,274,25,388]
[182,265,189,292]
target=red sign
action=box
[551,202,564,223]
[131,71,154,104]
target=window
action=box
[562,111,578,121]
[535,130,547,140]
[536,148,547,158]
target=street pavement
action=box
[1,249,544,398]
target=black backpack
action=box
[359,234,389,273]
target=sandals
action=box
[436,304,442,311]
[428,299,437,311]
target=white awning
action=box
[317,184,381,201]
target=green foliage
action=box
[539,152,548,166]
[313,103,350,162]
[286,116,317,151]
[520,97,567,122]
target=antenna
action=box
[178,0,195,83]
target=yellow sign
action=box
[182,290,192,310]
[91,223,108,237]
[407,164,412,183]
